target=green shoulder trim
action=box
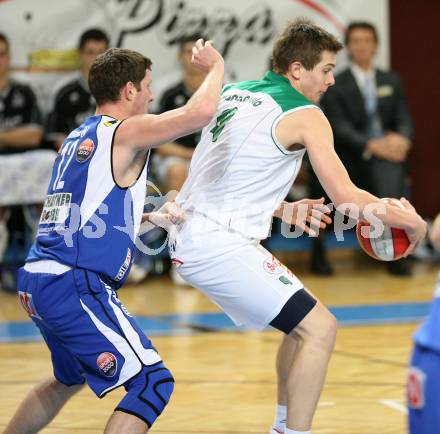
[225,71,313,112]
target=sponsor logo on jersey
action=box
[76,138,95,163]
[97,352,118,377]
[18,291,42,319]
[104,120,120,127]
[115,248,132,281]
[279,276,292,285]
[407,367,426,409]
[263,255,284,275]
[223,93,262,107]
[40,193,72,225]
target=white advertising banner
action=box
[0,0,389,110]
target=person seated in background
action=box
[46,28,109,149]
[407,212,440,433]
[0,32,55,279]
[309,21,414,276]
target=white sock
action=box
[285,429,310,434]
[273,404,287,431]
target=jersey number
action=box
[52,138,78,190]
[210,107,238,142]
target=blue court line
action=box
[330,302,431,325]
[0,301,430,343]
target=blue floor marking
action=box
[161,312,239,331]
[0,322,43,343]
[331,302,431,325]
[0,301,430,343]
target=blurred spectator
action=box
[0,33,55,281]
[46,28,109,149]
[310,21,414,276]
[152,33,207,192]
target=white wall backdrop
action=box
[0,0,389,111]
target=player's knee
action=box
[305,304,337,350]
[115,362,174,429]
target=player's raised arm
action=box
[115,40,224,150]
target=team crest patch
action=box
[76,138,94,163]
[97,352,118,377]
[407,367,426,409]
[263,255,284,275]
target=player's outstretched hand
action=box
[143,202,186,231]
[399,197,427,256]
[191,39,224,72]
[275,197,332,237]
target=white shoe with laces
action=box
[269,428,284,434]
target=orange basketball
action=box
[356,198,410,261]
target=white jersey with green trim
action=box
[176,71,320,240]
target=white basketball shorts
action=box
[169,214,309,330]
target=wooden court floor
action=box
[0,250,438,434]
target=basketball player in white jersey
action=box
[5,41,224,434]
[169,19,427,434]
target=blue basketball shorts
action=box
[17,265,162,397]
[408,344,440,434]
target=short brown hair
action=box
[89,48,152,105]
[272,18,343,73]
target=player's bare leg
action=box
[271,334,301,433]
[105,411,150,434]
[4,376,83,434]
[276,333,301,406]
[284,302,337,431]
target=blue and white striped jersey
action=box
[27,115,148,287]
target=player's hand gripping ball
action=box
[356,198,410,261]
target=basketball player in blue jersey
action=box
[408,212,440,434]
[4,41,224,434]
[170,20,427,434]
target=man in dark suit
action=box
[313,21,414,275]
